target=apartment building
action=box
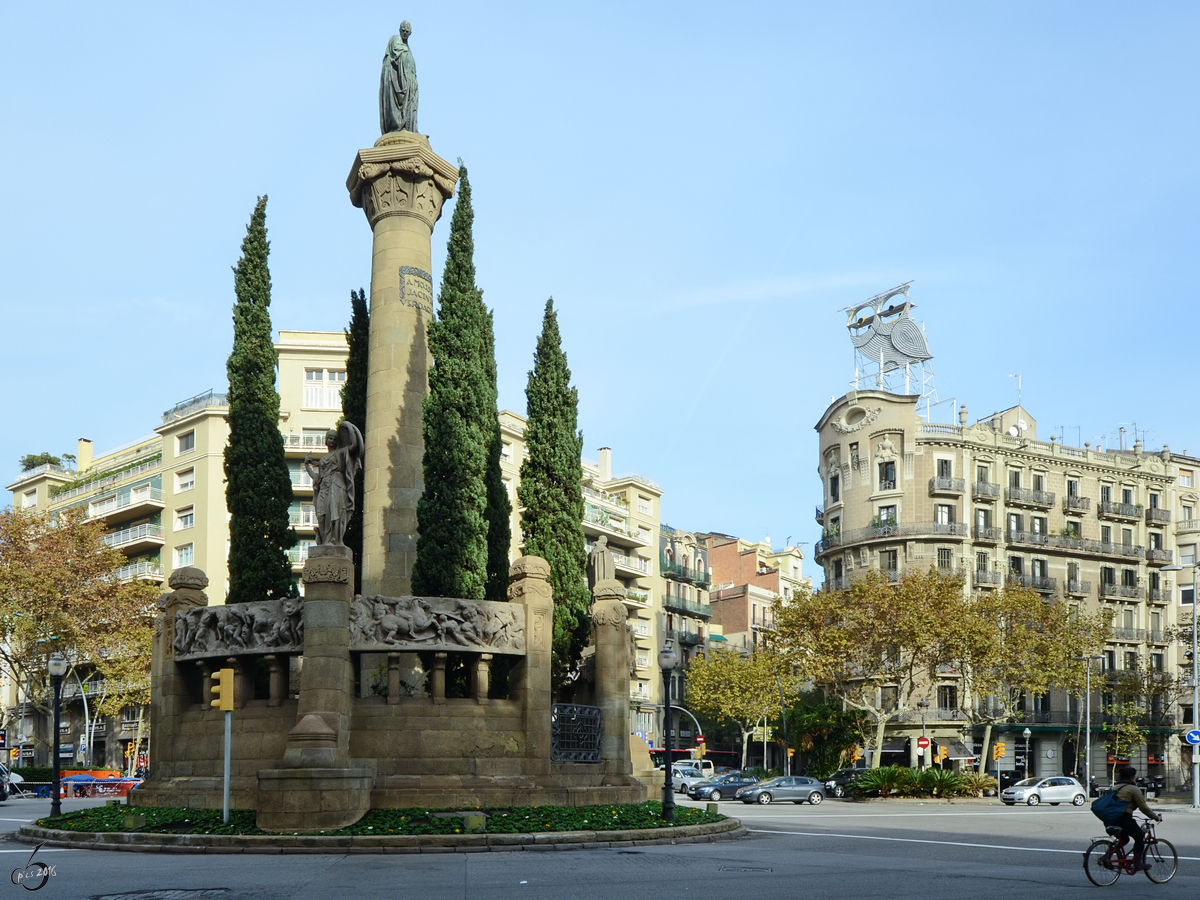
[814,389,1186,781]
[705,534,811,651]
[5,330,347,767]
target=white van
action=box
[671,759,715,793]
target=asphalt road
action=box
[1,796,1197,899]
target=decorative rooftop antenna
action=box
[843,282,941,421]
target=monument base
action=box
[256,767,374,832]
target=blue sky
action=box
[2,2,1197,574]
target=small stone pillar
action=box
[509,556,554,772]
[387,653,401,704]
[431,653,447,704]
[257,546,373,832]
[591,580,634,784]
[267,656,286,707]
[473,654,492,705]
[135,567,209,805]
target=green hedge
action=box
[11,767,53,783]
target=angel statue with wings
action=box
[304,421,365,547]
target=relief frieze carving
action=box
[350,595,526,655]
[174,598,303,661]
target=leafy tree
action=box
[1101,701,1149,782]
[483,309,511,601]
[341,287,369,593]
[519,298,589,687]
[224,195,297,603]
[0,508,158,764]
[19,452,62,471]
[683,645,798,769]
[955,584,1109,770]
[772,570,974,768]
[412,165,492,600]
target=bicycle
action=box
[1083,814,1177,886]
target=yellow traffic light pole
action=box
[211,668,234,824]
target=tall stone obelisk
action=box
[347,134,457,597]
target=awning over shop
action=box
[880,739,907,753]
[939,739,974,760]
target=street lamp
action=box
[1074,654,1104,791]
[1162,563,1199,808]
[47,653,68,818]
[658,641,679,823]
[1022,727,1032,779]
[917,700,929,769]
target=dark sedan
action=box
[738,776,826,805]
[688,772,759,801]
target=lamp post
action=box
[917,700,929,769]
[659,641,678,823]
[1022,727,1032,779]
[1074,654,1104,790]
[1162,563,1199,808]
[47,653,68,818]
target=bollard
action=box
[707,803,719,814]
[123,813,146,831]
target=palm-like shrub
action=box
[851,765,911,798]
[958,771,999,797]
[918,767,965,797]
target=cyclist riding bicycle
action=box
[1109,765,1162,871]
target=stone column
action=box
[508,556,554,773]
[346,133,458,597]
[591,581,634,783]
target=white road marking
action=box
[748,828,1200,861]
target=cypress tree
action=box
[341,288,369,593]
[519,298,589,687]
[224,196,296,603]
[483,309,512,601]
[411,165,490,599]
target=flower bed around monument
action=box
[38,801,723,837]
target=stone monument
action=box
[348,27,458,597]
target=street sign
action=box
[1184,730,1200,745]
[917,736,931,750]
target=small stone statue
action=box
[587,535,615,592]
[304,422,365,546]
[380,21,419,135]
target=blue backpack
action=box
[1091,789,1126,825]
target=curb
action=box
[15,818,745,854]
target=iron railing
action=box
[1146,507,1172,525]
[973,481,1002,500]
[662,595,712,618]
[1100,583,1143,600]
[1117,543,1144,558]
[1099,500,1144,520]
[660,558,711,587]
[815,505,825,525]
[929,476,965,494]
[1005,487,1055,508]
[101,524,164,548]
[1065,580,1093,595]
[1007,574,1056,593]
[1007,529,1050,547]
[1111,627,1145,641]
[1063,496,1092,513]
[550,704,601,763]
[974,570,1003,585]
[973,525,1002,542]
[1147,548,1173,564]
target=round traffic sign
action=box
[917,736,931,749]
[1185,729,1200,745]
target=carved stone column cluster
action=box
[591,580,635,784]
[508,556,555,773]
[346,132,458,599]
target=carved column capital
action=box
[347,134,458,230]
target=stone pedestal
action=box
[257,545,371,832]
[591,583,634,785]
[346,132,458,598]
[508,557,554,772]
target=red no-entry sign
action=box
[917,736,931,750]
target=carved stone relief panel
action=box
[350,595,526,655]
[175,598,303,661]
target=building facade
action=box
[814,389,1187,781]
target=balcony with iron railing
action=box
[87,486,166,523]
[660,557,711,588]
[1007,529,1050,547]
[1110,627,1145,642]
[1147,548,1173,565]
[662,595,713,619]
[1050,533,1086,551]
[1146,507,1171,525]
[1148,588,1167,603]
[51,458,164,504]
[1148,630,1167,644]
[624,587,650,606]
[816,522,967,556]
[824,576,850,592]
[1117,543,1144,559]
[1005,487,1055,509]
[611,551,650,575]
[1007,574,1056,593]
[162,389,227,424]
[1099,500,1144,521]
[973,525,1002,542]
[582,484,629,510]
[583,505,649,546]
[116,560,164,582]
[1099,583,1143,600]
[929,476,965,496]
[973,570,1003,586]
[289,509,317,527]
[1065,579,1093,596]
[1063,495,1092,514]
[972,481,1002,501]
[667,628,702,646]
[815,505,825,526]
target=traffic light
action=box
[993,742,1005,760]
[852,747,864,762]
[937,746,948,763]
[210,668,234,711]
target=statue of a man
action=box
[304,422,365,546]
[587,535,616,591]
[379,21,419,135]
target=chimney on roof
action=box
[77,438,93,473]
[598,447,612,482]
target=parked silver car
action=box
[737,776,826,805]
[1000,775,1087,807]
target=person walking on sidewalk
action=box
[1111,765,1162,871]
